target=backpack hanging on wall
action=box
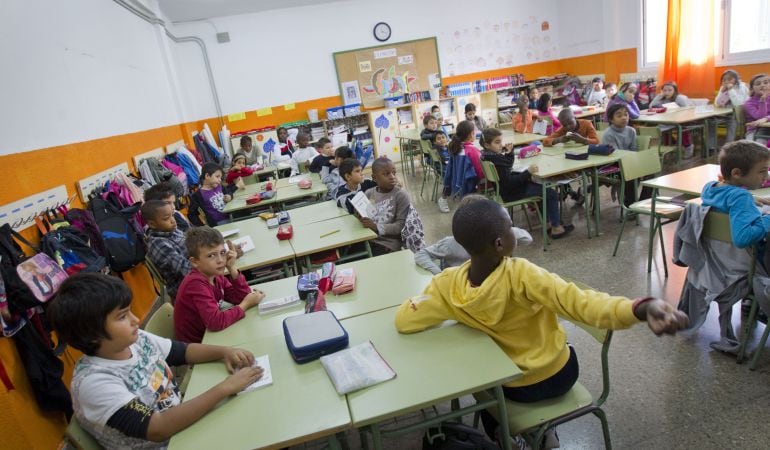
[0,224,47,313]
[89,197,146,273]
[38,226,106,275]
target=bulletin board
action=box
[333,37,441,109]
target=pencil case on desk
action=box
[296,272,320,300]
[565,150,589,160]
[276,224,293,240]
[587,144,615,156]
[246,194,262,205]
[283,311,348,364]
[331,268,356,295]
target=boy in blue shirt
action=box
[48,273,263,448]
[701,140,770,248]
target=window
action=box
[642,0,668,68]
[720,0,770,64]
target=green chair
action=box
[144,258,170,304]
[611,150,683,277]
[418,139,434,198]
[637,126,677,163]
[65,417,103,450]
[734,104,746,140]
[474,310,614,449]
[421,145,446,202]
[142,302,192,395]
[480,160,543,232]
[597,121,610,131]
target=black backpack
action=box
[89,197,146,273]
[0,224,43,313]
[39,226,106,274]
[422,422,499,450]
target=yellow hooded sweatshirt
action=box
[395,257,640,387]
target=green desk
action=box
[215,220,296,276]
[275,182,328,208]
[224,177,327,216]
[203,250,433,346]
[344,307,522,450]
[167,335,349,450]
[290,215,376,270]
[288,200,350,226]
[499,130,546,147]
[633,106,732,161]
[275,172,321,189]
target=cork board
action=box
[333,37,441,109]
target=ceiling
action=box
[158,0,350,23]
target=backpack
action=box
[401,205,426,253]
[65,208,109,258]
[0,224,44,313]
[89,197,146,273]
[422,422,499,450]
[38,226,107,274]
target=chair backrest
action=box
[66,418,104,450]
[427,146,445,175]
[242,174,259,185]
[480,160,503,202]
[734,104,746,139]
[419,139,432,155]
[144,258,169,303]
[143,302,175,339]
[702,208,733,243]
[636,135,652,151]
[618,149,660,182]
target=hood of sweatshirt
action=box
[701,181,745,213]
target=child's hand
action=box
[222,347,255,373]
[528,164,539,174]
[235,244,244,258]
[243,290,265,309]
[235,177,246,191]
[755,197,770,206]
[224,194,232,203]
[359,216,378,233]
[218,366,263,396]
[635,298,689,335]
[225,240,238,268]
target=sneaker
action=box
[438,197,450,213]
[543,429,561,449]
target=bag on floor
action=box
[422,422,499,450]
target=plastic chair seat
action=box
[66,418,104,450]
[475,382,593,435]
[627,198,683,219]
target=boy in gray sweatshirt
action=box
[601,103,638,150]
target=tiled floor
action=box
[293,153,770,450]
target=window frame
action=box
[716,0,770,66]
[639,0,666,71]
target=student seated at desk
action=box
[289,132,319,176]
[744,73,770,146]
[358,157,423,255]
[583,77,608,107]
[710,70,750,147]
[420,115,440,141]
[702,140,770,248]
[238,135,261,165]
[534,94,561,135]
[309,137,333,173]
[560,77,583,106]
[465,103,487,134]
[437,121,484,214]
[542,108,599,146]
[322,146,355,200]
[336,158,377,213]
[606,82,640,120]
[602,104,647,207]
[415,195,531,274]
[431,130,450,166]
[174,227,265,344]
[480,128,572,239]
[527,87,540,109]
[395,199,688,447]
[144,182,190,233]
[650,81,694,156]
[143,200,191,301]
[225,153,254,185]
[48,273,264,449]
[189,163,237,226]
[512,96,536,134]
[276,126,294,160]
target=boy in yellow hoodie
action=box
[395,199,688,445]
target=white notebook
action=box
[350,191,375,218]
[238,355,273,395]
[320,341,396,395]
[231,236,255,253]
[221,228,239,238]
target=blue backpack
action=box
[89,197,146,273]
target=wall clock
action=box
[373,22,391,42]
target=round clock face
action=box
[374,22,391,42]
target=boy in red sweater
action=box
[174,227,265,343]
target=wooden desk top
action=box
[633,106,732,125]
[290,215,376,257]
[642,164,720,195]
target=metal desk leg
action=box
[365,241,373,258]
[494,385,513,450]
[676,124,683,162]
[647,189,657,273]
[371,423,384,450]
[541,182,549,251]
[327,433,343,450]
[304,255,311,274]
[582,171,592,238]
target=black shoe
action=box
[551,224,575,239]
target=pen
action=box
[320,229,340,238]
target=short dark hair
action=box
[144,182,175,202]
[452,199,509,255]
[334,146,354,159]
[592,77,603,83]
[48,273,133,356]
[240,135,252,147]
[719,140,770,180]
[141,199,170,223]
[464,103,477,113]
[557,108,575,123]
[316,137,331,147]
[423,115,435,126]
[296,132,310,142]
[185,226,224,258]
[339,158,362,180]
[431,130,447,143]
[536,93,552,113]
[371,157,393,175]
[479,128,502,149]
[607,103,628,122]
[201,162,223,179]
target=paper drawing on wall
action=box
[362,65,416,97]
[342,80,362,105]
[374,113,390,149]
[359,61,372,72]
[263,138,276,153]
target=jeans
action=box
[520,182,560,227]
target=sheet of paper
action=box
[231,236,255,253]
[221,229,239,238]
[288,175,309,185]
[238,355,273,395]
[350,191,375,218]
[320,341,396,395]
[259,294,301,314]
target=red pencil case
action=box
[276,224,293,240]
[246,194,262,205]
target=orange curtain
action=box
[658,0,717,98]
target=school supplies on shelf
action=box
[237,355,273,395]
[320,341,396,394]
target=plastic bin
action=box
[326,106,344,120]
[384,96,405,108]
[343,103,362,116]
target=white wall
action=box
[169,0,561,120]
[558,0,641,59]
[0,0,183,155]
